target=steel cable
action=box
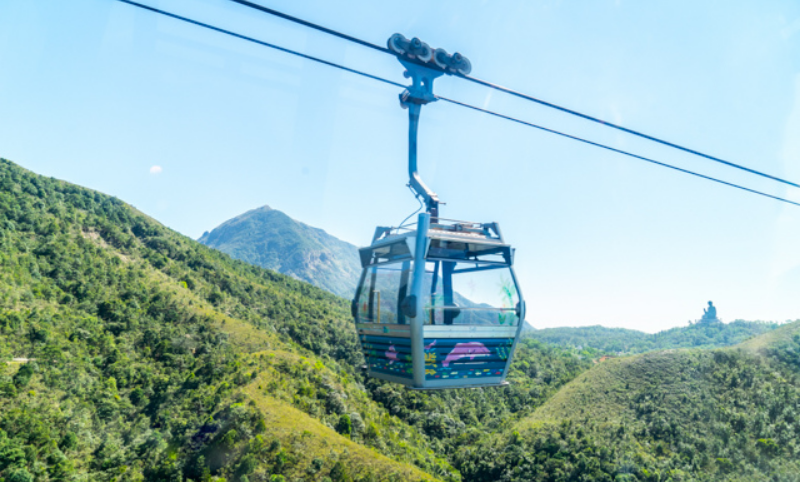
[227,0,800,189]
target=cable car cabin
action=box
[352,213,526,389]
[351,34,525,389]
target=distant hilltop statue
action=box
[699,301,720,323]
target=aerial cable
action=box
[227,0,800,189]
[230,0,391,55]
[115,0,405,90]
[437,97,800,207]
[115,0,800,208]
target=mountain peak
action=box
[199,205,361,298]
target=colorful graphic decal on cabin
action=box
[442,342,491,367]
[385,345,399,364]
[360,335,413,379]
[424,337,514,379]
[359,334,515,380]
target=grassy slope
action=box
[217,314,448,481]
[456,322,800,482]
[524,350,702,427]
[738,320,800,352]
[531,320,800,423]
[144,267,445,482]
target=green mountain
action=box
[526,320,780,354]
[456,321,800,481]
[198,206,362,299]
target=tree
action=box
[336,414,352,436]
[329,461,350,482]
[349,412,365,435]
[7,468,34,482]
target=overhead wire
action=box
[226,0,800,189]
[437,97,800,207]
[229,0,391,55]
[115,0,405,90]
[115,0,800,208]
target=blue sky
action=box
[1,0,799,331]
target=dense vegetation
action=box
[0,158,598,481]
[2,157,799,482]
[198,206,362,299]
[0,159,437,481]
[526,320,780,354]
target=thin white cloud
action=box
[482,91,493,110]
[149,165,163,175]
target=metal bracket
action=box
[387,34,472,220]
[398,59,444,107]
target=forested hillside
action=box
[527,320,780,354]
[0,159,440,481]
[199,206,362,299]
[0,158,596,481]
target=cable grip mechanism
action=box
[387,33,471,108]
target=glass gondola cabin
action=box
[352,213,526,389]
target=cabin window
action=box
[421,260,519,326]
[355,260,413,324]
